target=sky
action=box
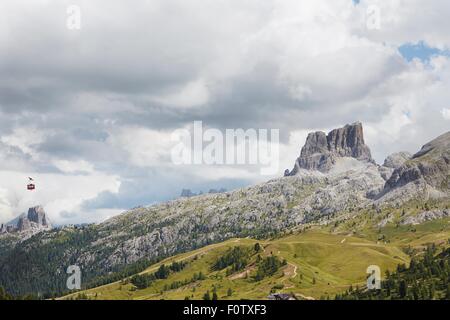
[0,0,450,225]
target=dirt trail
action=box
[229,266,256,280]
[290,263,298,278]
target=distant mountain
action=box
[0,206,51,237]
[180,188,227,198]
[4,215,22,229]
[0,122,448,298]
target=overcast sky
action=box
[1,0,450,225]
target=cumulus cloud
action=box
[0,0,450,223]
[0,170,120,225]
[442,108,450,120]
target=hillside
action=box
[1,123,449,298]
[337,245,450,300]
[62,216,450,300]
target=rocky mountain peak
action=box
[286,122,374,175]
[327,122,372,160]
[412,131,450,159]
[383,152,412,169]
[1,205,51,234]
[27,205,49,226]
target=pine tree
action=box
[399,280,407,298]
[0,286,10,300]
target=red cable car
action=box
[27,177,35,190]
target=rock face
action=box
[27,206,50,227]
[180,189,196,198]
[383,132,450,194]
[0,205,51,234]
[401,209,450,225]
[1,123,449,297]
[286,122,373,174]
[180,188,227,198]
[383,152,412,169]
[17,216,32,232]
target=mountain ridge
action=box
[0,122,449,298]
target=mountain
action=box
[381,132,450,203]
[62,219,450,301]
[0,122,449,298]
[0,206,52,256]
[337,246,450,300]
[285,122,373,175]
[60,230,410,300]
[180,188,227,198]
[0,206,51,237]
[383,152,412,169]
[1,206,51,233]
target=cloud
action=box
[149,79,211,109]
[106,126,176,167]
[0,170,120,225]
[1,0,450,223]
[351,0,450,50]
[52,159,95,174]
[442,108,450,120]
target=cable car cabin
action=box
[27,184,35,190]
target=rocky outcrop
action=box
[383,152,412,169]
[1,124,449,297]
[294,131,333,172]
[180,189,196,198]
[401,209,450,225]
[17,216,32,232]
[327,122,372,160]
[0,205,51,235]
[286,122,373,174]
[208,188,227,194]
[377,152,412,181]
[180,188,227,198]
[383,132,450,193]
[27,206,50,227]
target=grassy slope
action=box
[60,217,450,300]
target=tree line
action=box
[336,245,450,300]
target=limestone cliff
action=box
[286,122,373,175]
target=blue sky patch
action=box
[399,41,450,62]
